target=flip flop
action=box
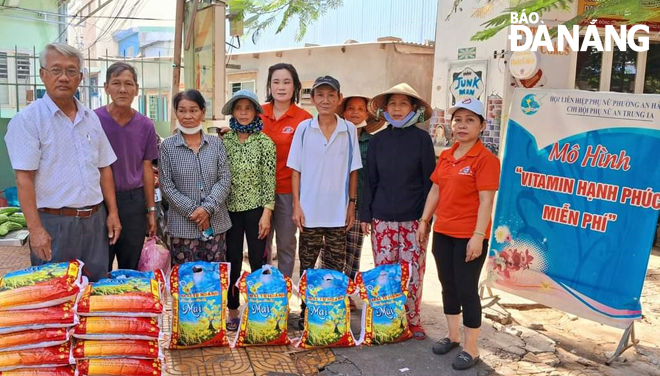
[227,317,240,332]
[410,325,426,340]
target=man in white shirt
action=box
[286,76,362,328]
[5,43,121,281]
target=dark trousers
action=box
[299,227,346,312]
[109,188,147,271]
[226,207,267,310]
[31,205,109,282]
[432,232,488,329]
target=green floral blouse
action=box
[222,131,276,212]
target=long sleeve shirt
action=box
[158,132,232,238]
[222,130,276,212]
[360,124,436,223]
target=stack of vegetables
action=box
[0,261,85,374]
[73,270,166,376]
[0,208,26,237]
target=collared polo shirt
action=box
[286,115,362,228]
[5,93,117,209]
[261,102,312,194]
[431,139,500,238]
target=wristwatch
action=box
[147,206,157,213]
[349,198,357,204]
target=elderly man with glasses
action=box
[5,43,121,281]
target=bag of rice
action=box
[0,341,73,371]
[107,269,167,294]
[76,359,162,376]
[0,261,84,310]
[232,265,292,347]
[169,261,230,349]
[73,317,161,341]
[0,328,70,352]
[356,263,412,345]
[72,340,162,360]
[0,302,78,334]
[297,269,356,348]
[77,278,163,317]
[0,366,75,376]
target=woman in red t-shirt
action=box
[417,98,500,371]
[260,63,312,279]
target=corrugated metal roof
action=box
[229,0,438,53]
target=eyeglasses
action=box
[41,67,81,78]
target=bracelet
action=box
[419,218,430,224]
[473,230,486,237]
[349,198,357,204]
[147,206,157,213]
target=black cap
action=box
[312,75,340,92]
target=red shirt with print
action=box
[431,139,501,238]
[261,102,313,194]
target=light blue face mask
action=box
[382,107,426,128]
[384,111,415,128]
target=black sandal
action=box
[432,337,460,355]
[452,351,480,370]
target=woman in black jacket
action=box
[360,83,436,340]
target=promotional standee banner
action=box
[486,89,660,329]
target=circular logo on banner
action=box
[521,94,541,115]
[509,51,540,80]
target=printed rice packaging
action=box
[0,261,84,310]
[107,269,167,294]
[169,261,230,349]
[72,340,162,360]
[73,317,161,341]
[356,263,412,345]
[0,301,78,334]
[77,278,163,317]
[0,341,73,371]
[0,366,75,376]
[0,328,70,352]
[75,358,162,376]
[297,269,356,348]
[232,265,292,347]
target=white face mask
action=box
[177,123,203,135]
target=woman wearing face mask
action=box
[260,63,312,278]
[220,90,276,331]
[360,83,436,339]
[416,98,499,371]
[158,89,231,264]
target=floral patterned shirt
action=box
[222,131,276,212]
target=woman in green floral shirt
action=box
[221,90,276,331]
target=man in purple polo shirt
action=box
[95,62,158,270]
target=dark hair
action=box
[106,62,138,85]
[173,89,206,111]
[341,96,368,113]
[266,63,302,104]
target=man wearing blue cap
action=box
[287,76,362,329]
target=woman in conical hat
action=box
[359,83,436,339]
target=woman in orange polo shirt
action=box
[417,98,500,371]
[260,63,313,278]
